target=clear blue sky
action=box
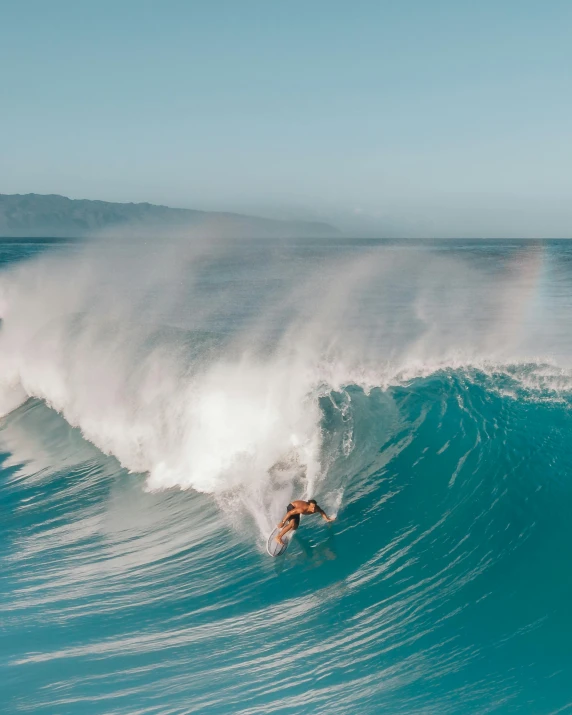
[2,0,571,236]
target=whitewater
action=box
[2,237,572,714]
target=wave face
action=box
[2,238,572,714]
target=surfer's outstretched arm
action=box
[317,506,334,522]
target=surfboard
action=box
[266,526,294,557]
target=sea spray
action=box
[0,238,566,536]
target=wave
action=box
[4,355,571,712]
[4,239,572,713]
[0,239,568,539]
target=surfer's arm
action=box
[317,506,334,522]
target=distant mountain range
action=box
[0,194,340,239]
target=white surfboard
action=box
[266,526,295,557]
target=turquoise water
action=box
[2,239,572,714]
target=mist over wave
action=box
[0,237,567,537]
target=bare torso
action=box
[275,499,334,544]
[288,500,318,515]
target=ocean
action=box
[1,237,572,714]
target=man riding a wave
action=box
[275,499,334,545]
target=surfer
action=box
[275,499,334,545]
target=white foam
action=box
[0,239,570,534]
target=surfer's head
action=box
[308,499,317,513]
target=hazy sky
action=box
[2,0,571,236]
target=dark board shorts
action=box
[286,503,300,527]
